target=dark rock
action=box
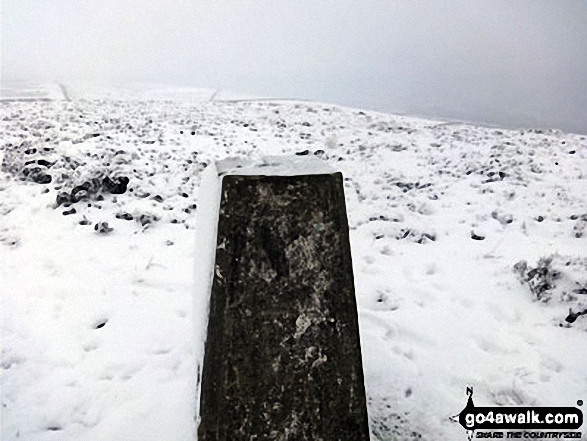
[56,192,71,206]
[94,222,113,234]
[536,216,545,222]
[471,232,485,240]
[95,320,107,329]
[37,159,54,168]
[566,308,587,323]
[79,218,91,225]
[138,214,158,226]
[115,212,133,221]
[295,149,310,156]
[314,149,325,155]
[422,233,436,242]
[152,195,164,203]
[62,208,76,216]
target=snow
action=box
[192,162,221,428]
[1,82,65,102]
[216,155,336,176]
[1,84,587,440]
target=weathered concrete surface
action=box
[198,173,370,441]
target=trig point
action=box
[197,157,370,440]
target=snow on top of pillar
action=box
[216,155,337,177]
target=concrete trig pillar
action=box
[196,156,370,440]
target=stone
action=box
[37,159,54,168]
[56,192,71,206]
[94,222,113,234]
[471,231,485,240]
[115,212,134,221]
[138,214,158,226]
[198,172,370,441]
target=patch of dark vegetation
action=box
[484,170,508,183]
[514,257,560,302]
[30,172,52,184]
[515,255,587,325]
[56,176,129,207]
[368,396,424,441]
[1,142,62,185]
[394,181,432,192]
[395,228,436,244]
[102,176,129,194]
[491,209,513,225]
[572,214,587,238]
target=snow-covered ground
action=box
[0,82,66,102]
[1,84,586,440]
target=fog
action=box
[3,0,587,134]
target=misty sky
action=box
[2,0,587,134]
